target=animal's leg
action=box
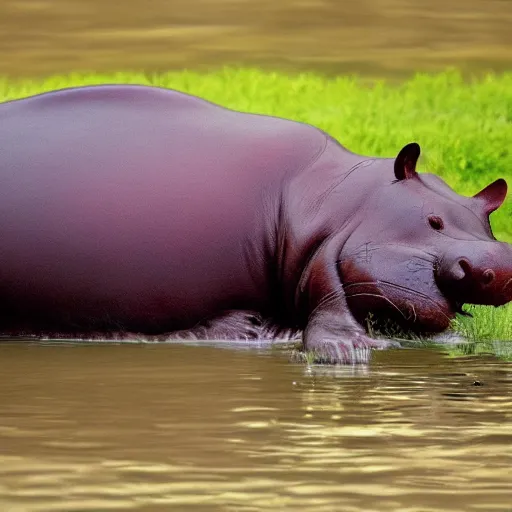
[304,296,400,364]
[300,242,400,364]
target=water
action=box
[1,0,511,80]
[1,341,511,511]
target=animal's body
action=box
[0,85,510,362]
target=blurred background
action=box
[1,0,511,80]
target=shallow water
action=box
[1,340,511,511]
[1,0,511,79]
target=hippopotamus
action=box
[0,84,511,363]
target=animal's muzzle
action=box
[436,242,512,307]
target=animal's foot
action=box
[305,332,400,364]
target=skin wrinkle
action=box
[275,192,287,306]
[291,232,332,320]
[310,289,342,316]
[296,236,331,299]
[274,133,330,317]
[241,186,282,313]
[434,231,497,242]
[406,260,433,273]
[306,159,377,220]
[348,242,377,265]
[363,243,372,264]
[351,243,437,255]
[340,243,378,264]
[340,244,438,264]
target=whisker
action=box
[344,292,408,318]
[345,286,454,323]
[345,279,444,305]
[408,301,417,323]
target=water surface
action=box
[1,341,511,511]
[1,0,511,79]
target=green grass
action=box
[447,303,512,360]
[453,303,512,342]
[363,305,512,361]
[1,68,511,354]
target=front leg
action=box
[299,240,399,364]
[304,295,400,364]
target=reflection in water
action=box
[0,0,511,79]
[0,342,511,511]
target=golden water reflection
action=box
[0,342,511,510]
[0,0,511,79]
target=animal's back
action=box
[0,85,327,332]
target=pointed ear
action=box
[394,142,421,181]
[473,178,508,215]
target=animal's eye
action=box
[428,215,444,231]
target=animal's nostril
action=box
[482,269,495,285]
[458,259,471,279]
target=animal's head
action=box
[340,143,512,333]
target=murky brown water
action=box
[1,0,512,79]
[1,341,511,511]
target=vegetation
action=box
[1,68,510,354]
[447,303,512,360]
[364,304,512,361]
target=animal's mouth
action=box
[338,253,476,334]
[449,298,472,317]
[343,279,462,334]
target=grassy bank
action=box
[446,303,512,360]
[1,68,511,349]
